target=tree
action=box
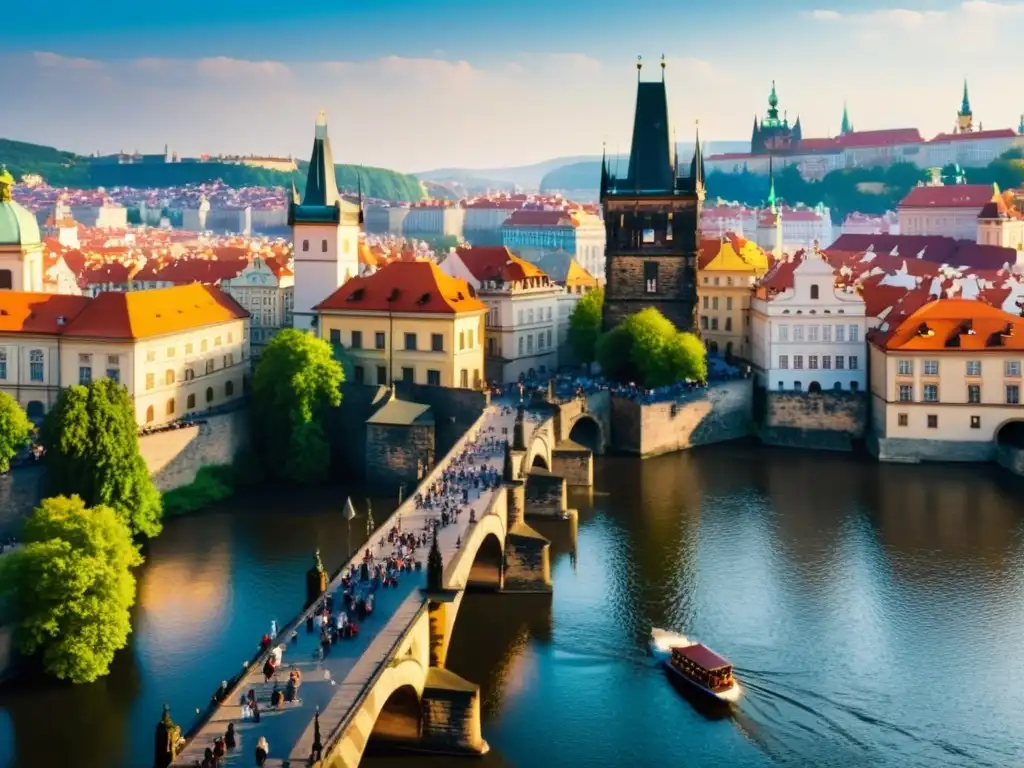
[567,288,604,365]
[0,392,33,473]
[41,379,162,538]
[251,329,344,483]
[0,495,143,683]
[597,308,707,387]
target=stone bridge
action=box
[170,396,598,768]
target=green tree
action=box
[0,392,33,473]
[0,495,142,683]
[251,329,344,483]
[597,308,707,387]
[41,380,162,538]
[567,288,604,365]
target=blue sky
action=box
[3,1,1022,172]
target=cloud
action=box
[196,57,290,79]
[32,51,105,70]
[806,7,947,27]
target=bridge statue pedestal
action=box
[420,668,489,756]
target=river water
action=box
[2,445,1024,767]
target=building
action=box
[0,284,248,425]
[403,201,465,238]
[601,61,702,332]
[897,184,997,240]
[0,169,44,292]
[750,245,869,392]
[515,250,599,358]
[976,188,1024,251]
[868,298,1024,462]
[463,198,525,246]
[289,111,361,331]
[750,81,801,155]
[500,209,606,279]
[698,236,770,360]
[219,255,295,359]
[440,246,561,383]
[314,260,485,389]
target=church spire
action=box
[689,121,704,193]
[1019,113,1024,135]
[960,79,971,116]
[957,80,974,133]
[599,142,609,198]
[302,110,341,208]
[841,101,851,135]
[767,157,777,212]
[625,57,675,193]
[766,80,780,123]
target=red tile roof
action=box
[827,234,1014,270]
[873,298,1024,351]
[899,185,996,209]
[929,129,1018,144]
[454,246,549,283]
[836,128,923,148]
[675,644,731,671]
[0,293,91,335]
[314,261,486,315]
[501,210,577,228]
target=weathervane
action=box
[660,54,666,80]
[636,55,643,78]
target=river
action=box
[2,444,1024,767]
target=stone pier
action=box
[552,444,593,487]
[420,669,488,756]
[525,469,569,518]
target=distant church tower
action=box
[290,110,362,331]
[957,80,974,134]
[840,101,853,136]
[601,56,702,333]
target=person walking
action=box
[255,736,269,766]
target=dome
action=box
[0,169,41,247]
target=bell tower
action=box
[957,80,974,134]
[601,56,701,333]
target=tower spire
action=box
[767,157,778,212]
[841,101,851,135]
[301,109,341,208]
[636,55,643,80]
[600,142,609,198]
[961,79,971,115]
[690,120,705,195]
[660,53,666,81]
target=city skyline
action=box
[4,0,1023,172]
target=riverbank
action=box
[161,464,240,518]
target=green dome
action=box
[0,170,41,247]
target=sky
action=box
[3,0,1023,173]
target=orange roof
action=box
[358,242,379,267]
[315,261,485,315]
[62,284,248,340]
[873,298,1024,351]
[454,246,547,283]
[0,293,92,335]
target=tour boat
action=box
[650,628,741,703]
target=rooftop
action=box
[872,298,1024,351]
[455,246,549,284]
[315,261,486,315]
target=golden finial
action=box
[637,55,643,74]
[660,54,666,70]
[0,166,13,203]
[316,108,327,126]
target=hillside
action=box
[416,155,598,191]
[0,138,425,202]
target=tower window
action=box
[322,239,328,252]
[644,262,659,294]
[810,284,820,300]
[302,240,309,252]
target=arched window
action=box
[146,405,155,423]
[187,393,196,409]
[165,369,175,385]
[166,398,175,416]
[810,284,820,300]
[225,381,234,397]
[29,349,44,382]
[206,387,214,403]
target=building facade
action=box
[219,255,295,360]
[750,246,869,392]
[0,170,45,293]
[601,66,702,333]
[315,261,485,389]
[501,209,606,279]
[698,236,770,360]
[897,185,997,240]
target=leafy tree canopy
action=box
[251,329,344,483]
[40,379,162,539]
[597,308,707,387]
[0,495,142,683]
[567,288,604,365]
[0,392,33,473]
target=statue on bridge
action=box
[310,706,323,764]
[154,704,182,768]
[513,405,527,451]
[306,549,327,608]
[502,442,515,483]
[427,529,444,592]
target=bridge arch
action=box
[369,684,422,745]
[995,419,1024,447]
[567,413,604,454]
[526,431,552,472]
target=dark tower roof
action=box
[959,80,972,117]
[690,125,704,190]
[625,81,676,193]
[841,101,851,135]
[302,111,341,208]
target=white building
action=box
[220,255,295,359]
[897,184,997,241]
[289,111,361,331]
[750,246,869,393]
[439,246,561,383]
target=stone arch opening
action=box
[568,415,602,453]
[368,684,422,747]
[807,381,823,394]
[709,341,719,356]
[532,454,549,470]
[466,532,504,592]
[996,420,1024,448]
[25,401,45,421]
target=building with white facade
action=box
[750,246,869,393]
[500,209,606,280]
[220,255,295,359]
[439,246,561,383]
[289,111,361,331]
[897,184,997,240]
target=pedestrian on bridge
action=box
[255,736,269,767]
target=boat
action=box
[650,628,741,703]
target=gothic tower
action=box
[601,57,701,333]
[290,111,361,331]
[957,80,974,134]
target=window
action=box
[431,333,443,352]
[793,381,802,392]
[971,415,981,429]
[402,367,414,383]
[848,325,859,343]
[107,367,120,384]
[167,347,176,358]
[546,307,552,321]
[898,413,908,427]
[351,331,363,349]
[725,318,733,332]
[793,355,804,369]
[527,335,534,353]
[375,332,386,350]
[460,369,469,388]
[711,318,719,331]
[703,296,709,310]
[527,309,534,324]
[923,384,939,402]
[1006,361,1021,377]
[227,333,233,343]
[779,355,789,369]
[214,336,222,347]
[923,360,939,376]
[427,369,441,386]
[701,316,709,330]
[822,356,832,369]
[644,261,658,293]
[727,297,733,311]
[808,325,819,342]
[302,240,309,251]
[377,365,388,384]
[927,414,938,429]
[822,325,831,342]
[966,360,981,377]
[201,339,208,353]
[712,297,719,311]
[518,310,524,325]
[897,359,913,376]
[29,349,44,382]
[810,284,819,300]
[79,365,92,385]
[206,387,214,403]
[459,331,465,351]
[518,337,525,355]
[1007,385,1021,405]
[166,398,175,416]
[329,329,341,345]
[848,356,858,370]
[206,360,215,374]
[146,405,154,424]
[146,373,155,390]
[146,350,156,362]
[187,393,196,409]
[793,326,805,342]
[835,356,845,370]
[778,325,789,342]
[354,366,365,384]
[184,368,195,381]
[835,325,845,343]
[322,239,328,252]
[968,384,981,403]
[899,384,913,402]
[809,355,818,369]
[0,351,5,380]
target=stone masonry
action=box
[759,390,867,452]
[365,422,435,493]
[603,254,699,331]
[139,408,249,492]
[552,447,593,487]
[419,668,487,755]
